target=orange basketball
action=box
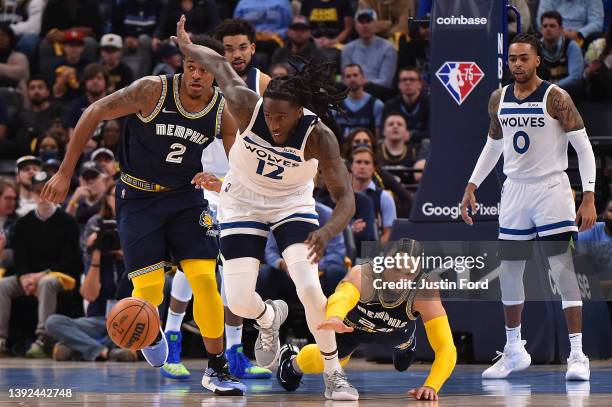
[106,297,160,351]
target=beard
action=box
[235,60,252,77]
[30,95,49,107]
[512,69,535,84]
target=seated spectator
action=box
[584,25,612,101]
[36,134,64,163]
[357,0,414,38]
[342,9,397,99]
[0,98,7,156]
[99,120,122,155]
[301,0,354,47]
[271,16,325,66]
[48,30,91,104]
[0,171,81,358]
[377,113,429,184]
[0,23,28,92]
[15,155,41,217]
[42,159,61,176]
[350,146,397,242]
[269,62,293,78]
[8,76,64,158]
[64,63,109,137]
[46,183,136,362]
[91,148,119,182]
[539,11,585,100]
[397,18,430,84]
[537,0,604,48]
[233,0,293,71]
[382,67,430,142]
[0,179,18,278]
[112,0,162,77]
[152,43,182,76]
[154,0,220,49]
[335,64,384,139]
[1,0,45,63]
[99,34,134,93]
[65,162,107,229]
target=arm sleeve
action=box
[568,128,596,192]
[579,1,604,39]
[380,191,397,228]
[264,234,283,269]
[468,136,504,188]
[326,281,360,319]
[423,315,457,393]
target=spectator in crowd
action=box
[99,34,134,93]
[64,63,109,137]
[46,183,136,362]
[539,11,585,100]
[112,0,162,77]
[0,0,45,63]
[0,179,18,278]
[269,62,292,78]
[91,148,118,182]
[258,201,347,299]
[9,76,64,158]
[152,42,182,76]
[358,0,414,38]
[65,162,107,229]
[0,99,8,158]
[42,118,69,154]
[36,134,64,163]
[377,113,428,184]
[155,0,220,49]
[537,0,604,48]
[584,25,612,101]
[300,0,353,47]
[0,171,81,358]
[397,18,430,84]
[99,120,122,155]
[42,159,61,176]
[233,0,293,71]
[342,9,397,98]
[351,146,397,242]
[271,16,324,66]
[508,0,532,36]
[382,67,430,143]
[0,23,28,92]
[49,30,91,104]
[335,64,384,139]
[15,155,41,217]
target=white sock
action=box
[322,349,342,373]
[569,333,583,355]
[256,303,275,328]
[505,325,521,346]
[225,324,243,349]
[165,310,185,333]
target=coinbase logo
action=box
[436,15,488,25]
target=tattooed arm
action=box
[41,77,161,203]
[546,86,585,132]
[304,121,355,262]
[487,88,504,139]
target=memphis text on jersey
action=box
[155,123,210,145]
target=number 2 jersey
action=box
[118,74,225,190]
[227,97,319,196]
[498,80,568,180]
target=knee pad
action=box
[548,251,582,308]
[131,268,165,307]
[221,258,261,319]
[499,260,526,306]
[170,270,193,302]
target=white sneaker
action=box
[482,340,531,379]
[323,369,359,401]
[566,352,590,381]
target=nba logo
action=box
[436,62,484,105]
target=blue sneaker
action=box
[202,367,247,396]
[160,331,191,380]
[141,327,168,368]
[227,344,272,379]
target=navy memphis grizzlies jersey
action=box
[118,74,225,190]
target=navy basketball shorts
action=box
[336,325,416,360]
[116,181,219,280]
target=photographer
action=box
[46,183,135,362]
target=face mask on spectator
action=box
[40,149,59,161]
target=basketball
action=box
[106,297,160,351]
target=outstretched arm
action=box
[172,15,259,131]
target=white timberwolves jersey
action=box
[228,98,319,196]
[498,81,568,180]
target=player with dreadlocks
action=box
[172,16,358,400]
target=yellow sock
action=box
[181,259,224,339]
[131,268,165,307]
[295,344,351,374]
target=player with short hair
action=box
[40,35,247,395]
[172,16,358,400]
[460,33,597,381]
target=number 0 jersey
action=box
[498,80,568,180]
[227,98,319,196]
[118,74,224,190]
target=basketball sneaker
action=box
[160,331,190,379]
[25,336,47,358]
[202,367,247,396]
[226,344,272,379]
[141,327,168,368]
[482,340,531,379]
[324,369,359,401]
[254,299,288,369]
[566,351,590,381]
[276,344,302,391]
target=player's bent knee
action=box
[131,268,165,307]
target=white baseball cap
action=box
[101,33,123,50]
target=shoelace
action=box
[212,369,240,383]
[255,325,275,352]
[328,370,352,389]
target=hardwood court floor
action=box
[1,358,611,406]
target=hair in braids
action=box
[264,56,347,141]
